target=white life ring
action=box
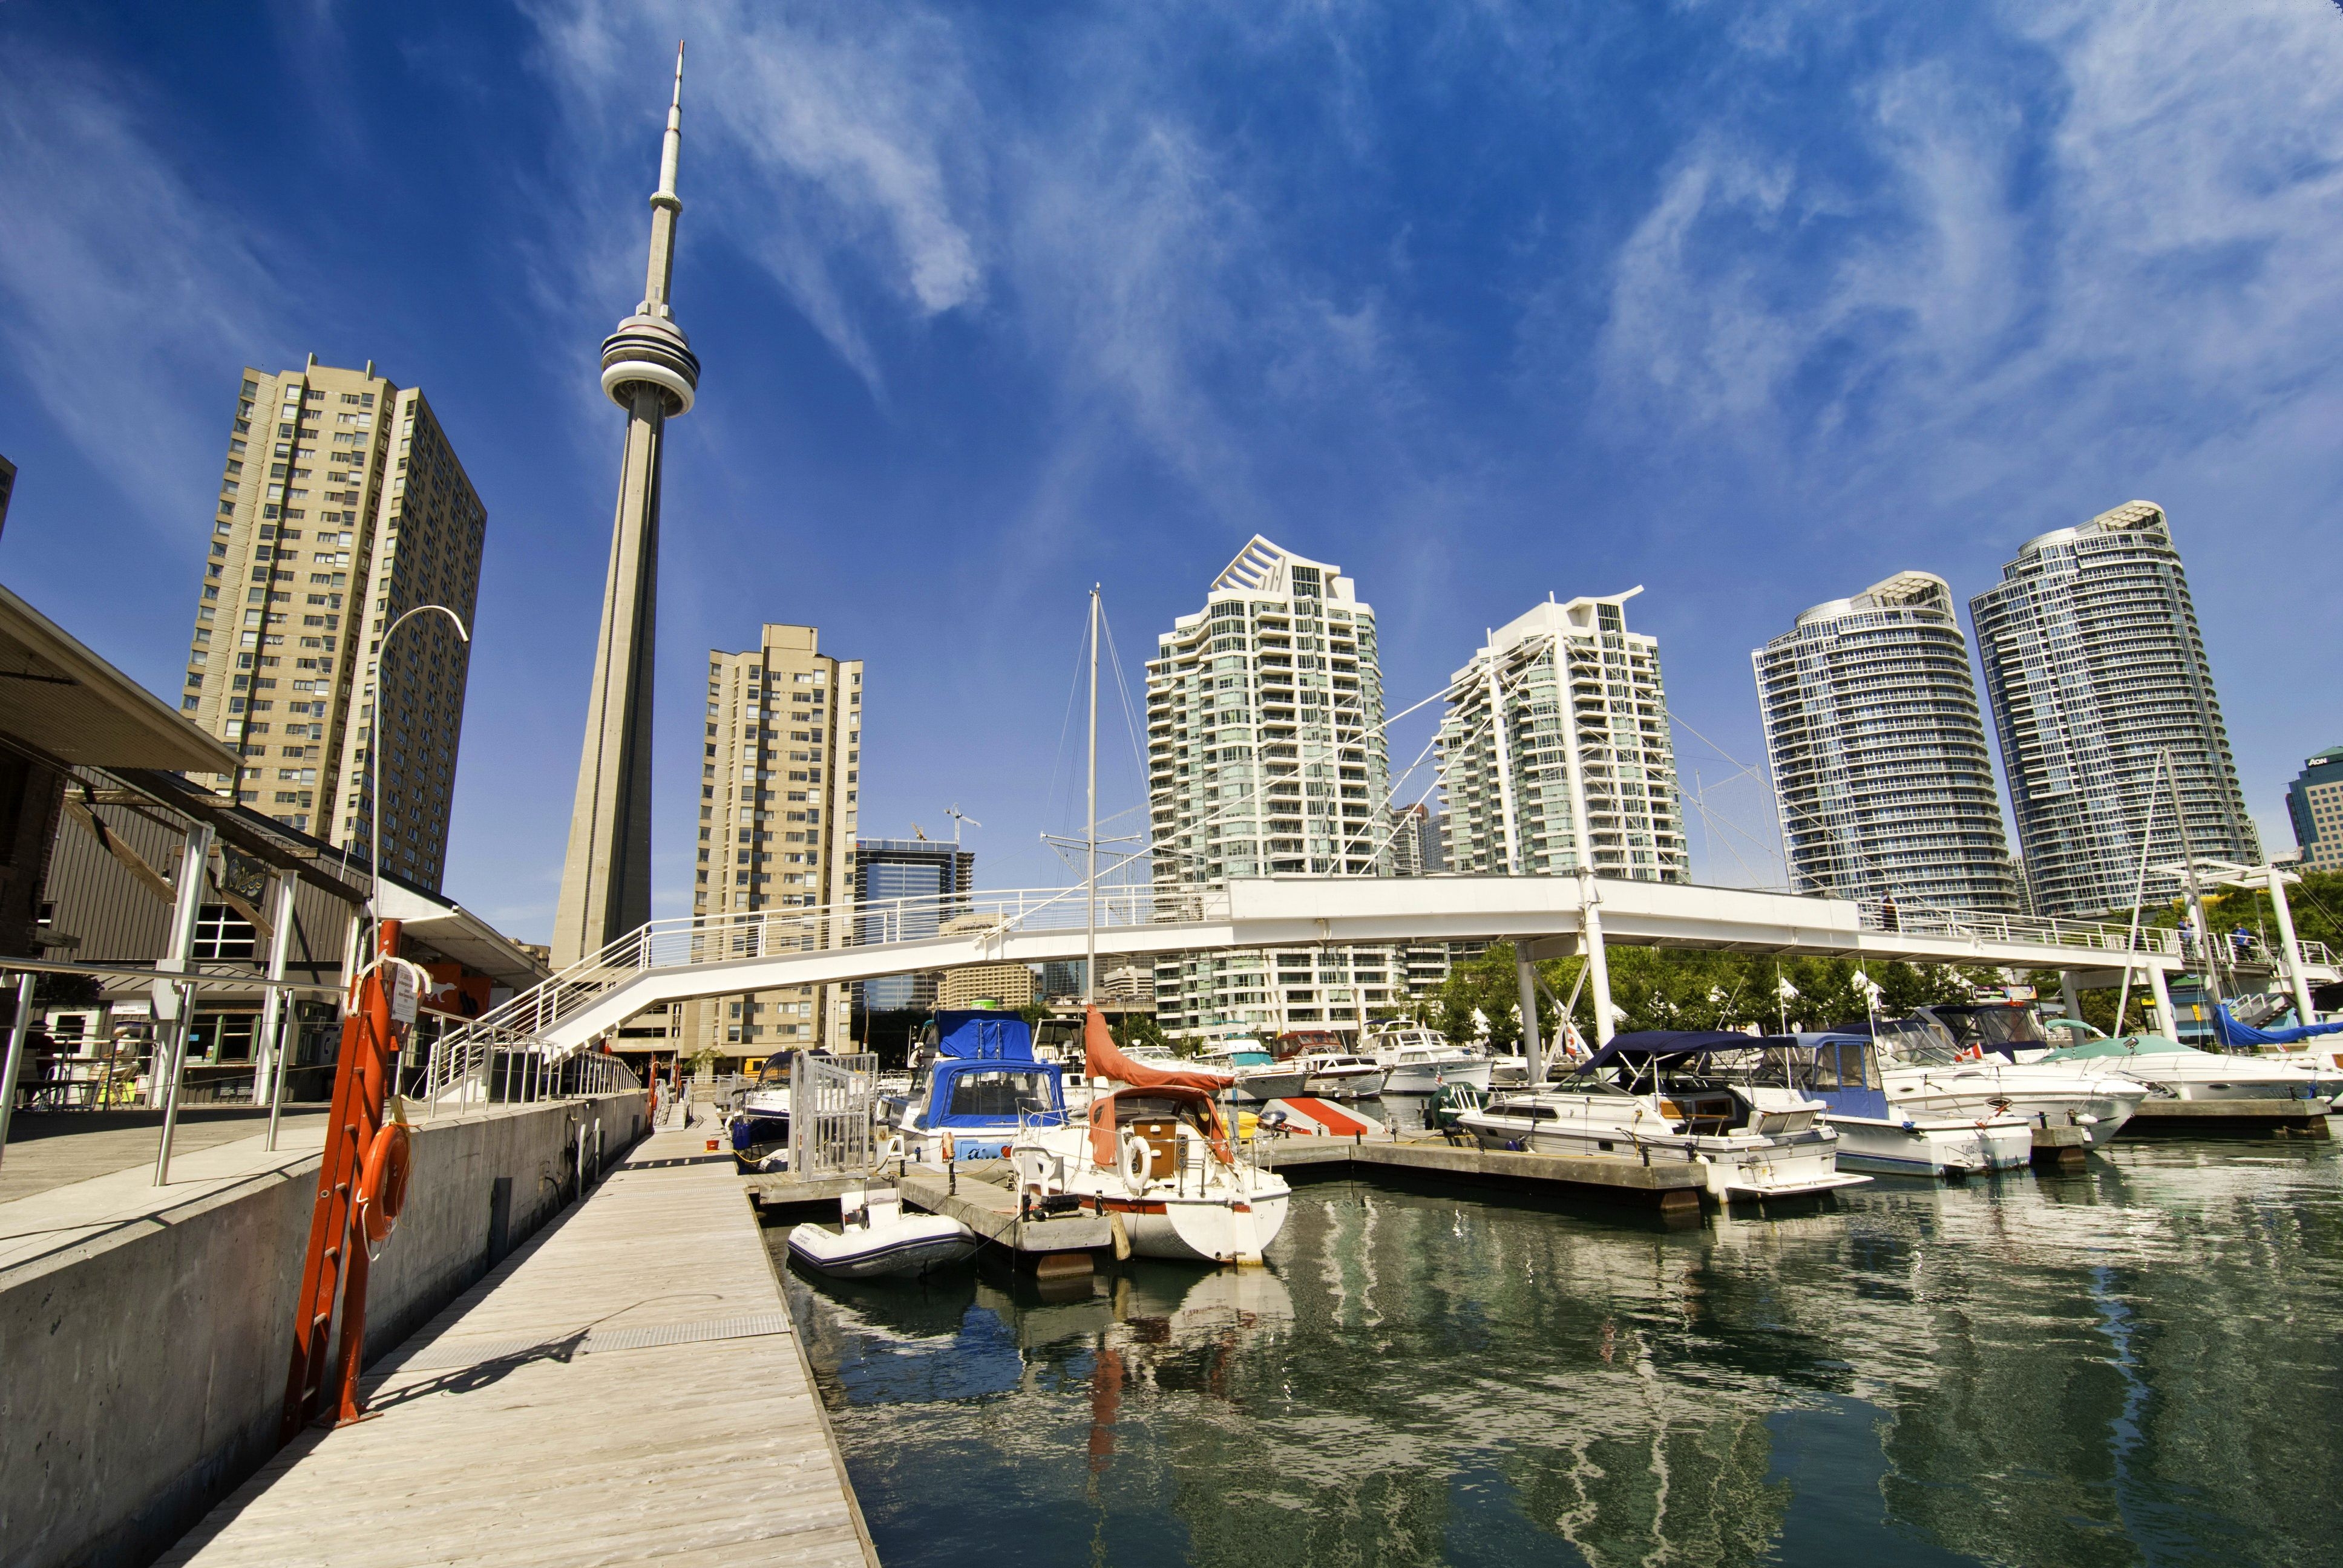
[1119,1131,1153,1195]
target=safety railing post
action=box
[152,979,197,1185]
[0,972,35,1173]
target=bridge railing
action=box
[442,883,1231,1057]
[1853,900,2181,958]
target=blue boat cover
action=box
[1574,1030,1761,1074]
[933,1010,1039,1060]
[2213,1003,2343,1048]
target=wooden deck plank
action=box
[159,1129,879,1568]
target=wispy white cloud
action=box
[1590,0,2343,515]
[0,50,289,523]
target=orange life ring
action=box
[355,1122,413,1247]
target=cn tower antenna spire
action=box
[643,41,685,318]
[553,46,704,969]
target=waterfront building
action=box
[1969,501,2259,917]
[1391,802,1435,877]
[178,356,483,889]
[680,623,860,1058]
[1437,592,1689,884]
[1038,959,1085,1002]
[854,836,974,1013]
[554,48,701,966]
[2287,748,2343,874]
[1752,572,2022,915]
[1145,538,1400,1038]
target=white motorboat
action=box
[788,1186,979,1279]
[1872,1018,2148,1146]
[1363,1026,1493,1093]
[1011,1010,1292,1265]
[726,1054,793,1170]
[2037,1022,2333,1102]
[1290,1051,1388,1099]
[876,1009,1070,1163]
[1455,1031,1868,1201]
[1762,1034,2032,1178]
[1193,1039,1306,1103]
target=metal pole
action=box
[256,870,297,1132]
[149,823,217,1108]
[2163,750,2219,1005]
[2267,863,2318,1026]
[153,981,196,1184]
[370,606,470,943]
[1579,867,1617,1044]
[1086,585,1099,1005]
[0,973,37,1172]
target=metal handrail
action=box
[1852,900,2186,958]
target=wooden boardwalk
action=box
[159,1129,877,1568]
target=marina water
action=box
[774,1137,2342,1566]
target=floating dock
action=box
[2030,1123,2092,1169]
[899,1163,1117,1259]
[1256,1135,1711,1214]
[2123,1097,2333,1135]
[158,1129,879,1568]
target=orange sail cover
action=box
[1080,1006,1233,1093]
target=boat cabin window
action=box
[946,1070,1058,1119]
[1811,1042,1870,1089]
[1925,1005,2047,1050]
[755,1057,792,1089]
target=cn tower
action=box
[552,44,701,967]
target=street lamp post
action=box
[369,604,471,930]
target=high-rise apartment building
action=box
[1970,501,2259,917]
[1437,592,1689,884]
[180,359,483,888]
[1391,803,1434,877]
[853,837,975,1013]
[684,624,860,1055]
[1753,572,2022,915]
[2286,748,2343,874]
[1146,537,1403,1039]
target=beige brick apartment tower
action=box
[552,45,700,967]
[179,357,484,889]
[681,624,862,1063]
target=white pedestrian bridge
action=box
[425,876,2333,1084]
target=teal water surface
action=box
[774,1137,2343,1567]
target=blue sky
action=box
[2,1,2339,942]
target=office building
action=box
[554,48,701,966]
[1038,959,1085,1002]
[936,915,1037,1010]
[1437,592,1689,884]
[1145,537,1404,1038]
[1970,501,2259,916]
[854,836,975,1013]
[1753,571,2022,915]
[683,624,861,1056]
[2287,748,2343,874]
[179,358,484,889]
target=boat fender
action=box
[1119,1132,1152,1194]
[2073,1112,2098,1125]
[355,1122,412,1252]
[1109,1210,1133,1261]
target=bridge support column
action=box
[2059,970,2082,1022]
[1515,952,1543,1086]
[2268,864,2318,1025]
[2144,962,2177,1038]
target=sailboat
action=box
[1008,1008,1293,1265]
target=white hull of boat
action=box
[1229,1069,1309,1103]
[787,1215,980,1279]
[1380,1058,1495,1094]
[1827,1117,2033,1177]
[1302,1068,1388,1099]
[1882,1073,2145,1148]
[1106,1191,1291,1265]
[1458,1112,1865,1201]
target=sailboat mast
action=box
[1086,585,1101,1005]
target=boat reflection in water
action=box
[778,1138,2343,1568]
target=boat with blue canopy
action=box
[878,1009,1069,1163]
